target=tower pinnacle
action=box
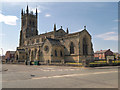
[54,24,56,31]
[21,9,23,16]
[36,8,37,18]
[26,5,29,14]
[67,28,69,34]
[84,26,86,30]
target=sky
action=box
[0,2,118,55]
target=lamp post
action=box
[1,48,3,56]
[1,48,3,60]
[1,48,3,64]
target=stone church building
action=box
[15,5,94,64]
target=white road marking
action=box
[47,68,54,69]
[58,69,63,71]
[42,70,50,71]
[32,71,118,80]
[2,70,118,83]
[51,70,56,71]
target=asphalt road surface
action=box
[2,64,119,88]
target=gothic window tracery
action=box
[83,37,88,55]
[30,20,31,25]
[38,49,40,56]
[60,50,63,57]
[33,21,34,26]
[27,41,29,45]
[35,49,37,55]
[70,42,74,54]
[55,50,57,57]
[36,39,39,43]
[31,50,33,60]
[32,40,34,44]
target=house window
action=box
[70,42,74,54]
[55,50,57,57]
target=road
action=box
[2,64,119,88]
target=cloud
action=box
[26,5,48,14]
[31,8,41,14]
[1,0,119,2]
[0,33,5,37]
[113,19,120,22]
[45,14,51,17]
[0,13,18,25]
[112,27,118,30]
[95,32,118,41]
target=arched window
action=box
[33,21,34,26]
[36,39,39,43]
[83,37,88,55]
[35,49,37,56]
[37,49,41,60]
[30,20,31,25]
[32,40,34,44]
[38,49,40,56]
[31,51,33,56]
[60,50,63,57]
[29,49,31,55]
[16,55,18,60]
[27,41,29,45]
[70,42,74,54]
[31,50,33,60]
[55,50,57,57]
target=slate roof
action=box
[17,49,25,52]
[95,49,110,54]
[46,38,63,46]
[6,51,15,54]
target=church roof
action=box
[6,51,15,54]
[41,28,66,35]
[17,49,25,52]
[65,29,91,37]
[46,38,63,46]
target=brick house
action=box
[94,49,113,60]
[5,51,15,61]
[113,52,120,60]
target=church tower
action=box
[19,5,38,46]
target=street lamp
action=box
[0,48,3,63]
[1,48,3,56]
[1,48,3,61]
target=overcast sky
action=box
[0,2,118,55]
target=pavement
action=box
[2,64,119,88]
